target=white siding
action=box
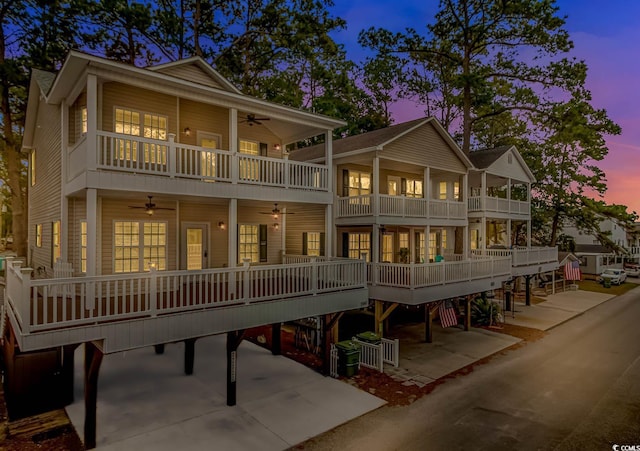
[487,150,530,183]
[154,64,227,90]
[285,206,325,255]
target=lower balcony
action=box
[467,196,529,217]
[365,257,513,305]
[4,257,367,354]
[472,247,558,276]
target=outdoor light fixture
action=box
[146,207,154,216]
[183,127,191,136]
[274,143,281,151]
[218,221,226,230]
[273,223,279,231]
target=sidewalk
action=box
[503,289,616,331]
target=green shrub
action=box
[471,296,503,326]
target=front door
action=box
[182,223,208,270]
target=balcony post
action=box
[373,156,380,216]
[229,108,238,184]
[311,257,318,294]
[325,204,333,257]
[325,129,333,191]
[424,167,430,219]
[149,266,158,316]
[167,133,176,177]
[86,73,98,171]
[20,267,32,333]
[242,259,251,301]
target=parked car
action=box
[623,262,640,277]
[597,268,627,285]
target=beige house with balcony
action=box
[10,51,369,448]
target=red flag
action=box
[564,260,581,281]
[439,300,458,328]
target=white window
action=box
[114,108,168,164]
[381,234,394,262]
[114,221,167,273]
[454,182,460,200]
[36,224,42,247]
[349,171,371,197]
[198,132,221,179]
[239,224,259,263]
[81,107,88,134]
[52,221,61,264]
[239,140,260,180]
[405,179,423,198]
[348,233,370,262]
[416,232,425,263]
[30,150,36,186]
[81,221,87,273]
[470,229,479,250]
[305,232,322,257]
[439,181,447,200]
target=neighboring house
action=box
[563,218,630,249]
[8,51,369,448]
[573,244,623,276]
[292,119,558,338]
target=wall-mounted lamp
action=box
[273,223,279,231]
[218,221,226,230]
[183,127,191,137]
[274,143,281,151]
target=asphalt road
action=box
[300,286,640,451]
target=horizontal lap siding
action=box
[237,122,282,158]
[285,206,326,255]
[487,152,531,183]
[179,100,229,149]
[67,199,87,275]
[179,202,229,268]
[29,99,62,272]
[154,65,226,90]
[383,123,467,173]
[101,198,178,275]
[101,82,177,134]
[237,206,283,264]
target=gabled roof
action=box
[575,244,614,254]
[32,68,56,96]
[147,56,242,94]
[23,69,57,149]
[468,145,536,183]
[291,117,473,168]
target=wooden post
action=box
[464,297,472,331]
[84,342,104,450]
[425,303,434,343]
[375,300,383,336]
[62,344,79,406]
[184,339,196,375]
[226,330,244,406]
[271,322,281,356]
[525,275,532,306]
[322,314,332,376]
[154,344,165,355]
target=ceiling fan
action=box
[259,203,294,220]
[239,113,270,126]
[128,196,175,215]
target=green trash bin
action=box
[356,331,381,345]
[603,278,612,288]
[336,340,360,377]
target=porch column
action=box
[62,344,79,406]
[425,226,430,261]
[226,330,245,406]
[60,103,69,262]
[184,338,196,375]
[464,296,472,331]
[373,156,380,216]
[84,341,104,450]
[372,225,380,265]
[325,129,333,190]
[525,275,532,306]
[424,303,437,343]
[86,188,98,279]
[271,322,281,356]
[526,183,532,247]
[322,313,344,375]
[86,74,97,171]
[481,216,487,251]
[507,218,512,247]
[229,108,238,183]
[228,199,237,268]
[325,204,333,257]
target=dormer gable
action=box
[147,57,241,94]
[469,145,535,184]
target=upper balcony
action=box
[471,246,558,276]
[467,196,530,218]
[335,194,466,224]
[67,131,331,201]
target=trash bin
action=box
[356,331,381,345]
[336,340,360,377]
[603,278,612,288]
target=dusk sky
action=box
[330,0,640,217]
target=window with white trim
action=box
[405,179,423,198]
[114,221,167,273]
[30,150,36,186]
[439,181,447,200]
[81,221,87,273]
[114,108,167,164]
[381,233,393,262]
[81,107,88,134]
[304,232,322,257]
[52,221,61,264]
[36,224,42,247]
[239,224,259,262]
[348,233,370,262]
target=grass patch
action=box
[575,279,639,295]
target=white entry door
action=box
[182,223,208,270]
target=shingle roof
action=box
[32,69,56,96]
[467,145,513,169]
[575,244,614,254]
[290,117,429,161]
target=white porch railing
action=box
[467,196,529,215]
[4,257,365,334]
[92,131,328,191]
[627,247,640,256]
[471,247,558,267]
[351,336,400,373]
[335,194,466,220]
[367,257,512,288]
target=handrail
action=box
[4,257,365,333]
